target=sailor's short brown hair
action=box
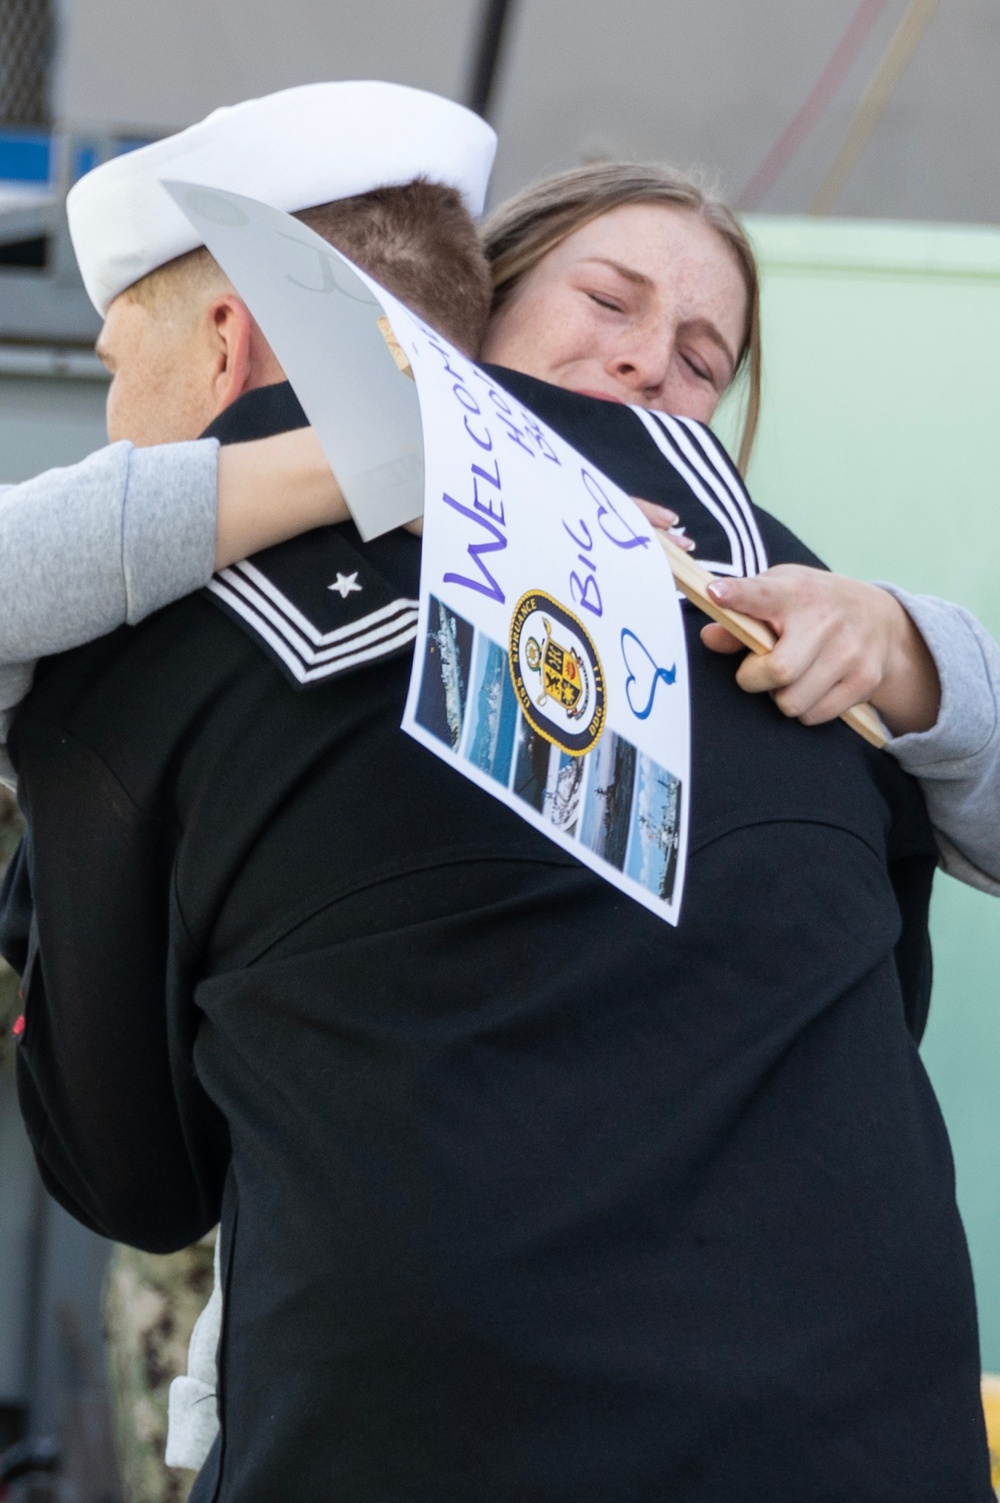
[125,178,491,355]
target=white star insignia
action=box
[329,572,363,600]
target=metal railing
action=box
[0,0,52,129]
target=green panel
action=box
[715,215,1000,1367]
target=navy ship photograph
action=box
[415,595,475,752]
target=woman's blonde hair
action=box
[481,163,761,473]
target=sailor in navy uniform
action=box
[4,362,992,1502]
[1,68,991,1503]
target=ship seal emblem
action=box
[509,590,606,756]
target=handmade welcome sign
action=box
[167,181,693,921]
[399,326,691,924]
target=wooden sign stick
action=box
[377,317,414,379]
[657,531,888,749]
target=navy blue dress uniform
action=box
[2,373,992,1502]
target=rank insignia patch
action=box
[207,530,418,688]
[509,590,606,756]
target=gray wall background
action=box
[0,371,108,482]
[51,0,1000,224]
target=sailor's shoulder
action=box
[205,526,419,689]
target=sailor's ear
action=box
[206,292,255,408]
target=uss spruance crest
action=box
[509,590,607,756]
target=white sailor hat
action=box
[67,80,497,316]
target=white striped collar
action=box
[629,409,768,579]
[207,538,418,688]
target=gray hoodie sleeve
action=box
[878,585,1000,896]
[0,439,219,772]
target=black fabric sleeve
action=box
[884,774,940,1042]
[0,829,33,975]
[887,852,935,1042]
[12,720,227,1253]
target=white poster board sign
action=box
[163,180,424,540]
[397,334,691,924]
[168,182,691,922]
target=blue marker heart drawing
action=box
[620,629,676,721]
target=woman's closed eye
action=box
[680,349,722,388]
[585,290,625,313]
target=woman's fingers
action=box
[699,565,935,730]
[631,497,695,551]
[734,627,842,706]
[793,678,876,727]
[699,622,744,655]
[706,568,810,629]
[766,653,877,722]
[631,497,678,528]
